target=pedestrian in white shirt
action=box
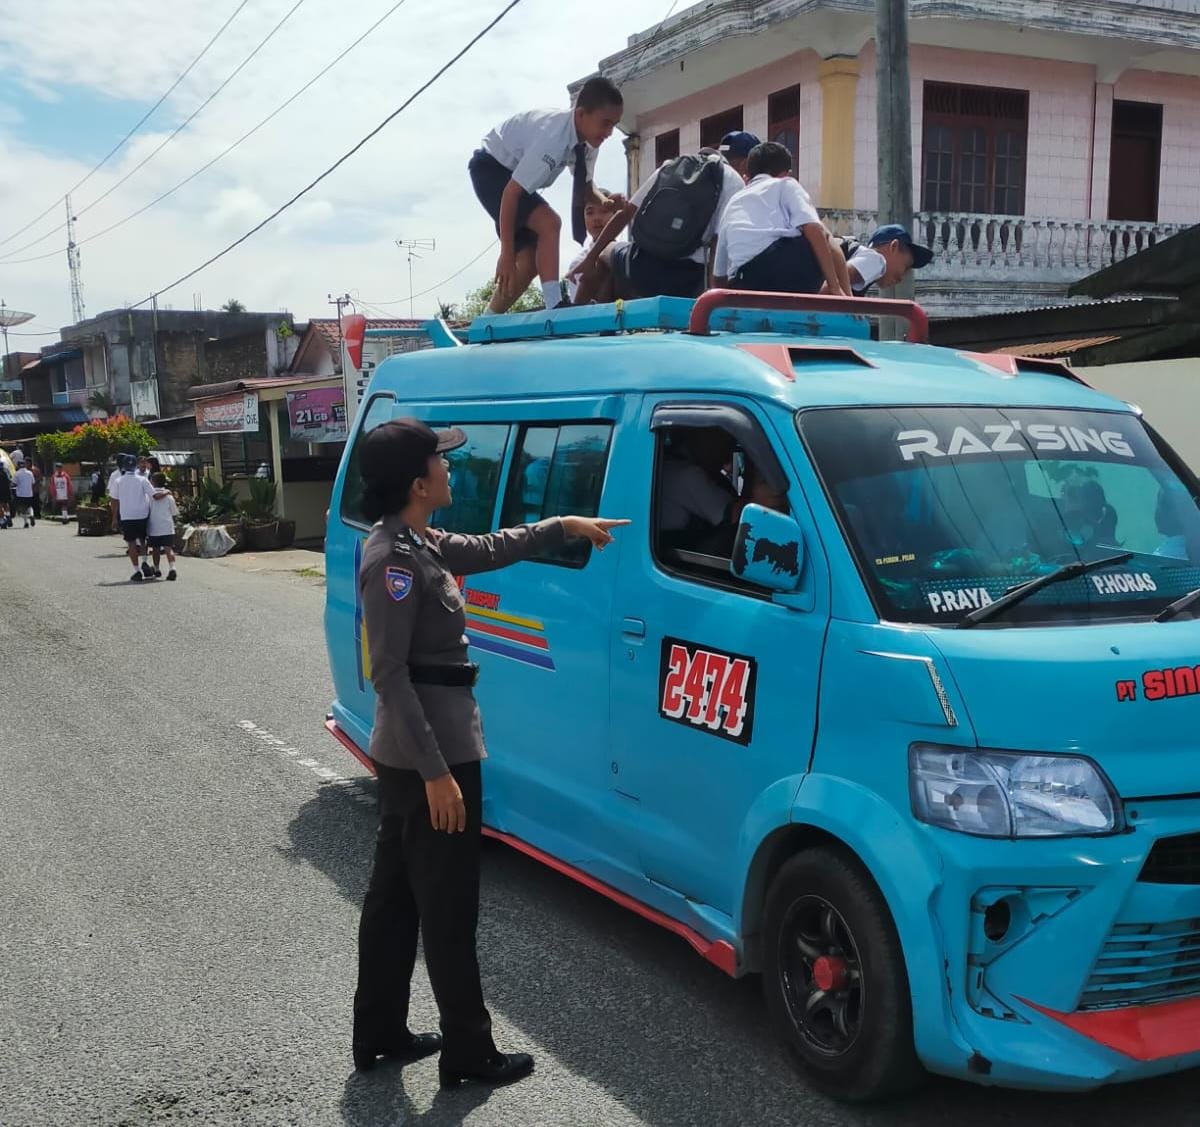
[50,463,73,523]
[113,456,158,582]
[469,77,624,314]
[565,194,619,303]
[146,472,179,581]
[13,465,36,528]
[107,462,124,532]
[570,149,746,304]
[714,142,847,295]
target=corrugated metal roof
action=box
[0,406,88,427]
[996,335,1123,358]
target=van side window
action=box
[652,421,790,590]
[430,424,512,534]
[500,422,614,567]
[339,394,395,527]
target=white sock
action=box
[541,280,562,309]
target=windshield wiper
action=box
[958,551,1134,628]
[1155,587,1200,623]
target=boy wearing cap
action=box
[713,142,848,296]
[718,130,760,180]
[470,77,624,315]
[832,224,933,295]
[352,416,628,1087]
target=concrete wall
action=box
[206,332,269,388]
[1076,358,1200,471]
[282,479,333,542]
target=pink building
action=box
[580,0,1200,314]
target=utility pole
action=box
[328,293,352,374]
[395,239,436,318]
[876,0,915,334]
[66,195,86,325]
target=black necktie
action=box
[571,142,588,245]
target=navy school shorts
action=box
[468,150,546,253]
[120,517,149,543]
[732,234,824,294]
[611,243,706,300]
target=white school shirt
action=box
[148,491,178,537]
[107,469,122,496]
[846,245,887,293]
[630,159,745,264]
[481,109,598,194]
[714,174,822,278]
[113,472,154,520]
[13,467,34,498]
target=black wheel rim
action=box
[777,894,864,1058]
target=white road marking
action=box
[237,720,375,804]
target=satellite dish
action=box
[0,308,34,328]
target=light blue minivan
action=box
[324,292,1200,1100]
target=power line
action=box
[0,0,309,263]
[362,241,498,307]
[131,0,525,309]
[0,0,413,267]
[0,0,252,251]
[620,0,682,82]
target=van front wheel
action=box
[762,846,921,1101]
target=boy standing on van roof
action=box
[714,142,848,296]
[830,224,933,295]
[569,147,745,304]
[469,77,624,315]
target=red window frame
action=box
[767,85,801,178]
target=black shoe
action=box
[353,1031,442,1072]
[153,569,162,578]
[131,572,143,582]
[439,1051,534,1090]
[141,561,155,578]
[166,569,177,581]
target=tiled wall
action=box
[636,50,822,192]
[633,42,1200,224]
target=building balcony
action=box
[820,210,1191,316]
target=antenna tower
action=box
[66,195,86,324]
[394,238,436,317]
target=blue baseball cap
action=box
[718,131,761,158]
[868,224,933,268]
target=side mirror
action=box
[731,504,806,593]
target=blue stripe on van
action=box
[467,631,556,671]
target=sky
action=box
[0,0,666,346]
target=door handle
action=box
[621,616,646,639]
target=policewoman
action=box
[353,418,628,1087]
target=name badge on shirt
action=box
[385,567,414,602]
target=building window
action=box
[921,82,1028,215]
[430,424,512,535]
[1108,101,1162,222]
[768,85,801,176]
[700,106,744,151]
[654,129,680,166]
[500,422,614,567]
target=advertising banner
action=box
[196,392,259,435]
[286,386,347,444]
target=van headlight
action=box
[909,744,1123,838]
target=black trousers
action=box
[732,235,824,294]
[354,759,495,1065]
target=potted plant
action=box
[75,495,112,536]
[240,477,279,551]
[179,477,245,554]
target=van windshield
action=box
[798,405,1200,626]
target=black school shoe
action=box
[140,561,155,578]
[131,572,143,582]
[166,569,177,581]
[353,1031,442,1072]
[438,1051,534,1089]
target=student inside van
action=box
[658,427,786,557]
[568,148,744,304]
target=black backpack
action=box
[631,154,725,260]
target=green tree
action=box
[461,279,545,319]
[436,300,458,321]
[221,298,246,314]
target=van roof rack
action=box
[465,293,892,345]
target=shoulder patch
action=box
[384,566,414,602]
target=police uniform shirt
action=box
[360,515,567,780]
[659,460,735,532]
[480,109,598,195]
[846,245,887,294]
[631,159,745,265]
[713,174,822,278]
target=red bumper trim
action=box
[1021,994,1200,1061]
[323,718,739,978]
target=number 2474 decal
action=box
[659,637,757,746]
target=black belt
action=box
[409,663,480,688]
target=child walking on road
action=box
[50,463,73,523]
[13,464,36,528]
[147,473,179,581]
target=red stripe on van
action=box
[1021,994,1200,1061]
[463,615,550,650]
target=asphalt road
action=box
[1,523,1196,1125]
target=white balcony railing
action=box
[820,210,1189,278]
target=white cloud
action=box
[0,0,655,332]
